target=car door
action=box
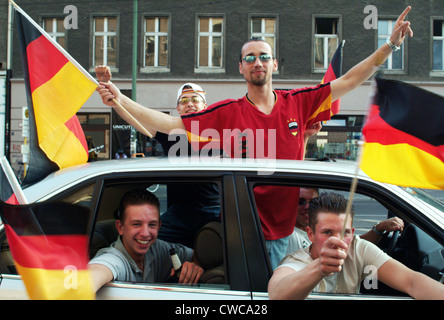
[92,171,261,300]
[240,169,444,300]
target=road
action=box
[353,199,388,235]
[352,189,444,235]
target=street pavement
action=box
[352,189,444,235]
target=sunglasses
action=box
[298,197,318,206]
[242,54,273,64]
[178,97,203,105]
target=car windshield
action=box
[402,187,444,213]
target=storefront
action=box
[78,113,110,161]
[79,110,165,161]
[305,114,364,161]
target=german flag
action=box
[361,78,444,190]
[321,40,344,115]
[14,4,97,186]
[0,201,94,300]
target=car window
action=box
[318,189,388,236]
[60,183,95,208]
[250,182,444,298]
[90,179,228,291]
[0,234,15,275]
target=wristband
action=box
[386,37,400,51]
[372,224,386,236]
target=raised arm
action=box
[95,67,185,136]
[331,6,413,102]
[95,66,184,137]
[97,82,184,135]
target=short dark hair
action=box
[116,189,160,221]
[239,37,275,62]
[308,192,354,232]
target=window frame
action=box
[41,16,67,49]
[141,14,171,73]
[312,14,342,74]
[195,14,226,73]
[91,176,229,288]
[430,17,444,77]
[248,15,278,57]
[376,17,407,74]
[90,14,119,72]
[244,170,444,297]
[248,14,279,75]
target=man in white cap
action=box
[157,83,208,156]
[175,83,207,116]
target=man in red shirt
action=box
[97,7,413,269]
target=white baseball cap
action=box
[176,83,206,104]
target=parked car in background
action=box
[1,158,443,299]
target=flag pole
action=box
[0,157,28,204]
[9,0,153,138]
[110,98,153,138]
[339,76,380,240]
[340,139,364,239]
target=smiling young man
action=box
[88,189,203,293]
[96,7,414,269]
[268,192,444,300]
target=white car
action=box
[1,158,443,300]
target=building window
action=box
[377,19,404,70]
[250,17,276,56]
[433,20,444,71]
[197,17,223,69]
[314,17,339,70]
[144,17,169,68]
[42,17,66,48]
[93,17,117,67]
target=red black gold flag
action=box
[0,201,94,299]
[361,78,444,190]
[14,4,97,186]
[321,40,344,115]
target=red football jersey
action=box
[181,83,334,240]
